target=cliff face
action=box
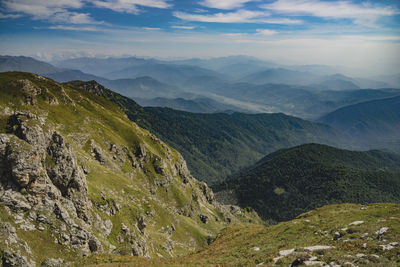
[0,72,258,266]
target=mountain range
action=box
[0,70,399,266]
[2,55,400,119]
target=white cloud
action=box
[200,0,254,10]
[48,25,102,31]
[174,9,302,24]
[1,0,102,24]
[174,10,267,23]
[256,29,278,35]
[3,0,84,18]
[142,27,161,30]
[92,0,171,14]
[0,12,22,19]
[263,0,398,25]
[260,18,302,24]
[223,33,247,37]
[52,12,102,24]
[172,26,196,29]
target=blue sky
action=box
[0,0,399,74]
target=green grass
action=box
[77,203,400,266]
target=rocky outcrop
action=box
[46,131,90,220]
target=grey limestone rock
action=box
[2,251,30,267]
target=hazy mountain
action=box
[319,95,400,151]
[217,143,400,222]
[44,69,107,83]
[373,73,400,88]
[0,55,61,74]
[54,56,229,87]
[310,74,360,91]
[207,82,400,119]
[103,63,227,87]
[171,55,280,78]
[102,76,185,99]
[135,96,253,113]
[53,56,156,77]
[240,68,319,85]
[288,64,341,75]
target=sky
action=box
[0,0,399,75]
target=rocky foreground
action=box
[80,203,400,266]
[0,72,258,266]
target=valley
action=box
[0,54,399,266]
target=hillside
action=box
[319,96,400,151]
[0,72,258,266]
[81,203,400,266]
[64,80,346,185]
[216,144,400,222]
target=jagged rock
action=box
[376,227,388,240]
[349,220,364,226]
[91,143,107,165]
[132,241,148,257]
[200,182,215,204]
[6,113,46,151]
[47,131,90,220]
[0,190,31,211]
[89,237,103,253]
[17,79,41,105]
[0,222,18,245]
[53,203,72,225]
[279,248,295,256]
[229,205,241,215]
[135,143,147,158]
[0,134,43,189]
[109,143,126,162]
[40,258,64,267]
[137,216,146,233]
[153,157,168,176]
[333,231,341,240]
[2,251,29,267]
[199,214,209,224]
[380,242,397,251]
[93,214,113,237]
[303,245,333,251]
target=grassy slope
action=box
[0,72,258,263]
[218,144,400,222]
[79,203,400,266]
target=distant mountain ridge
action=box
[2,55,399,119]
[319,95,400,151]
